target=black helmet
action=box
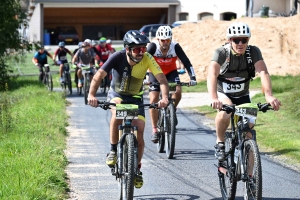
[123,30,150,47]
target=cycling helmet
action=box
[82,41,90,47]
[58,41,65,47]
[99,37,107,43]
[91,40,98,46]
[106,39,112,44]
[226,22,251,39]
[84,39,91,46]
[78,42,83,48]
[156,26,172,39]
[123,30,150,47]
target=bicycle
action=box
[78,64,94,105]
[216,102,273,200]
[97,100,158,200]
[39,63,53,91]
[59,62,72,95]
[156,82,190,159]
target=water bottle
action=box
[234,148,239,164]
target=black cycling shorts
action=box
[148,70,180,92]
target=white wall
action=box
[29,3,42,43]
[177,0,291,21]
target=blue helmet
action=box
[58,41,65,47]
[78,42,83,48]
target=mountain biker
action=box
[73,42,82,89]
[96,37,114,89]
[207,22,281,162]
[53,41,74,83]
[88,30,169,189]
[91,40,102,68]
[146,25,197,143]
[32,45,54,83]
[72,39,99,87]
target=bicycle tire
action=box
[165,103,176,159]
[67,73,72,94]
[121,134,135,200]
[46,73,53,91]
[243,139,262,200]
[156,109,165,153]
[84,74,89,105]
[219,132,237,200]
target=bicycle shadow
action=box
[170,148,215,161]
[134,193,200,200]
[210,197,299,200]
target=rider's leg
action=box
[38,66,44,82]
[149,91,160,132]
[172,85,182,108]
[59,64,64,83]
[132,119,145,165]
[77,69,83,87]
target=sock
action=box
[138,163,142,169]
[110,144,117,152]
[152,127,158,133]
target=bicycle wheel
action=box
[84,74,89,105]
[243,139,262,200]
[165,103,176,159]
[46,73,53,91]
[219,132,237,200]
[67,73,72,95]
[120,134,135,200]
[156,109,165,153]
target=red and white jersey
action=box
[152,40,178,75]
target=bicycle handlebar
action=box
[220,103,273,114]
[144,81,191,87]
[97,100,159,110]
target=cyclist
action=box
[96,37,114,89]
[207,22,281,162]
[53,41,73,83]
[72,39,99,87]
[88,30,169,189]
[146,25,197,143]
[32,45,54,83]
[73,42,82,89]
[106,39,116,53]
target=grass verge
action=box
[0,77,69,199]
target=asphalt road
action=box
[65,90,300,200]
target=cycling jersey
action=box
[33,50,51,65]
[96,44,113,62]
[75,48,96,65]
[101,49,163,96]
[212,45,263,97]
[147,40,196,80]
[54,48,72,63]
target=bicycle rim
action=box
[219,133,237,200]
[121,134,135,199]
[243,139,262,200]
[156,109,165,153]
[84,74,89,105]
[165,103,176,159]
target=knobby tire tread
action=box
[166,103,176,159]
[157,109,165,153]
[84,74,89,105]
[124,134,135,199]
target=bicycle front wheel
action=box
[165,103,176,159]
[156,109,165,153]
[67,73,72,95]
[46,73,53,91]
[84,74,89,105]
[243,139,262,200]
[120,134,135,200]
[219,132,237,200]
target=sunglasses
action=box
[160,39,171,43]
[131,46,147,54]
[232,38,248,44]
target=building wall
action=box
[29,3,42,43]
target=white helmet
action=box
[156,26,172,39]
[106,39,112,44]
[226,22,251,39]
[84,39,92,45]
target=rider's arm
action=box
[207,61,221,100]
[72,51,79,65]
[155,73,169,101]
[66,48,74,58]
[89,69,108,97]
[32,57,38,65]
[45,51,55,63]
[175,43,196,81]
[52,49,58,60]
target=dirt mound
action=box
[172,15,300,82]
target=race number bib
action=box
[222,77,245,93]
[60,56,66,61]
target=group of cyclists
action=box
[32,37,115,90]
[33,22,281,192]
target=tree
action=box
[0,0,35,90]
